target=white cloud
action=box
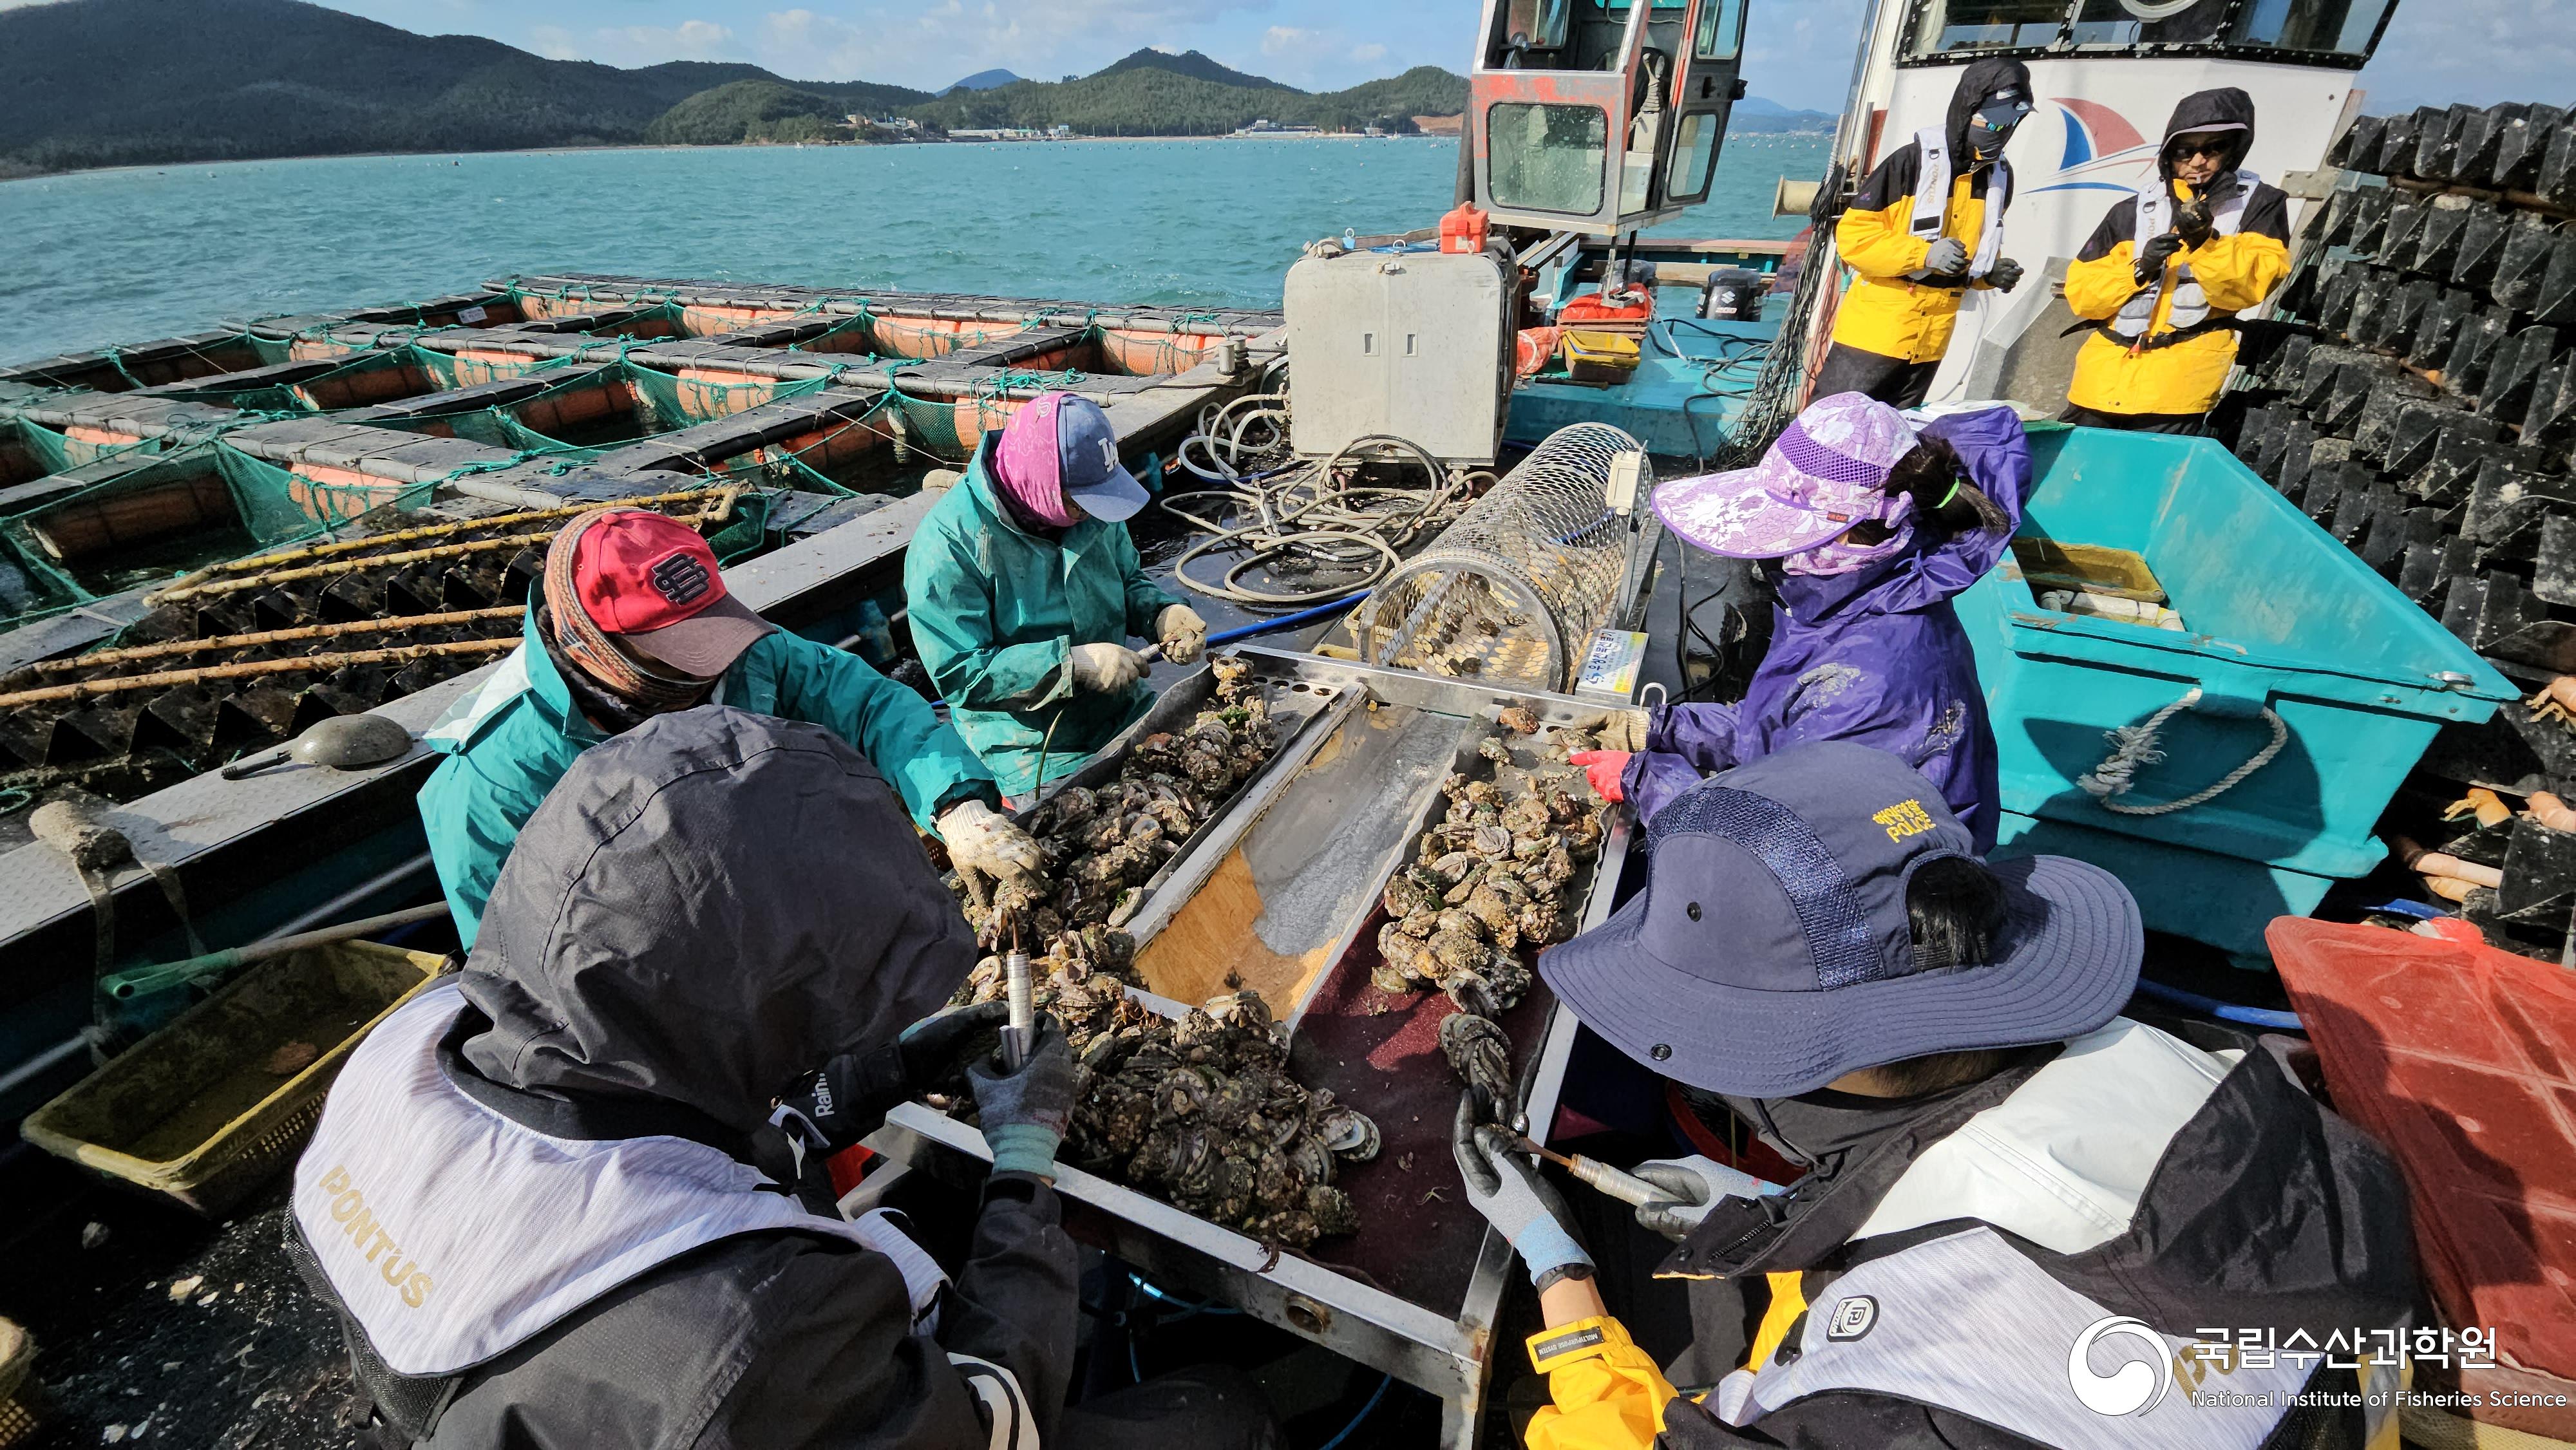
[527,24,583,61]
[1351,42,1387,63]
[2358,0,2575,111]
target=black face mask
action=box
[1969,98,2029,158]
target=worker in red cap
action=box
[419,505,1037,945]
[906,391,1208,800]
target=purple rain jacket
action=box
[1622,406,2034,851]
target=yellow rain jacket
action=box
[1825,58,2029,367]
[2063,89,2293,419]
[1828,156,2005,365]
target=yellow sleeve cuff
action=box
[1528,1315,1633,1373]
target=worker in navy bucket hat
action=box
[1455,740,2415,1450]
[907,391,1210,801]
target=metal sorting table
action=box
[880,645,1636,1445]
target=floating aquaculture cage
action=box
[0,274,1282,1121]
[0,275,1282,817]
[1358,422,1656,693]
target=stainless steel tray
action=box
[1004,653,1350,937]
[882,645,1640,1446]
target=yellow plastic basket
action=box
[1560,329,1642,384]
[21,941,446,1216]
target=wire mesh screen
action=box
[1359,423,1654,693]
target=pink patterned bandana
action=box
[992,394,1084,529]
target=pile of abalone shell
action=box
[940,655,1372,1248]
[956,654,1278,941]
[1374,708,1606,1019]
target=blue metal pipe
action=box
[2130,975,2304,1032]
[1205,590,1371,645]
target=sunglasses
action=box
[2167,137,2233,160]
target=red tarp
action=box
[2268,918,2576,1432]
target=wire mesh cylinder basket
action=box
[1358,423,1654,693]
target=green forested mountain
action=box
[643,81,853,147]
[1097,48,1299,94]
[0,0,927,173]
[915,64,1469,137]
[0,0,1470,176]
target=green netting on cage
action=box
[700,400,913,498]
[625,361,837,432]
[412,345,607,393]
[214,442,437,547]
[12,419,77,476]
[0,519,96,624]
[147,345,433,415]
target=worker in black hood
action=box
[2061,87,2292,433]
[1810,59,2033,408]
[289,707,1279,1449]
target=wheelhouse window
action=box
[1695,0,1747,59]
[2227,0,2392,53]
[1487,102,1610,215]
[1904,0,2394,59]
[1911,0,2066,54]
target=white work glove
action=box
[1068,642,1146,694]
[1454,1093,1594,1289]
[1589,709,1650,753]
[938,797,1044,881]
[1155,604,1209,666]
[1919,236,1970,276]
[1631,1154,1786,1243]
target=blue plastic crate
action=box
[1956,426,2517,959]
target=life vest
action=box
[1709,1020,2402,1449]
[1908,126,2010,282]
[2110,171,2262,342]
[292,979,947,1380]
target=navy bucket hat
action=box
[1540,741,2141,1097]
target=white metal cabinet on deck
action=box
[1283,248,1513,466]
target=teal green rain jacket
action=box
[904,437,1179,798]
[417,610,996,945]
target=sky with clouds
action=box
[249,0,2568,113]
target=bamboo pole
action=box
[0,637,518,709]
[144,533,556,605]
[32,607,524,675]
[149,485,743,600]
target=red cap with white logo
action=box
[571,511,774,677]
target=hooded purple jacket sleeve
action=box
[1623,704,1741,822]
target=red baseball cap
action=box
[571,510,774,677]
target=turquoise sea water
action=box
[0,134,1831,367]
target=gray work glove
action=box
[2134,232,2186,285]
[967,1014,1075,1180]
[1919,236,1970,277]
[1452,1092,1593,1289]
[938,797,1044,881]
[1630,1154,1787,1243]
[779,1000,1010,1151]
[1069,642,1146,693]
[1987,256,2025,293]
[1155,604,1209,666]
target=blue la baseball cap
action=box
[1035,391,1151,523]
[1540,741,2140,1097]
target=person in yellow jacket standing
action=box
[2061,88,2291,433]
[1811,59,2034,408]
[1455,743,2416,1450]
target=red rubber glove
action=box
[1568,751,1630,803]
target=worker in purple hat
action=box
[907,391,1209,800]
[1457,742,2412,1450]
[1568,391,2031,851]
